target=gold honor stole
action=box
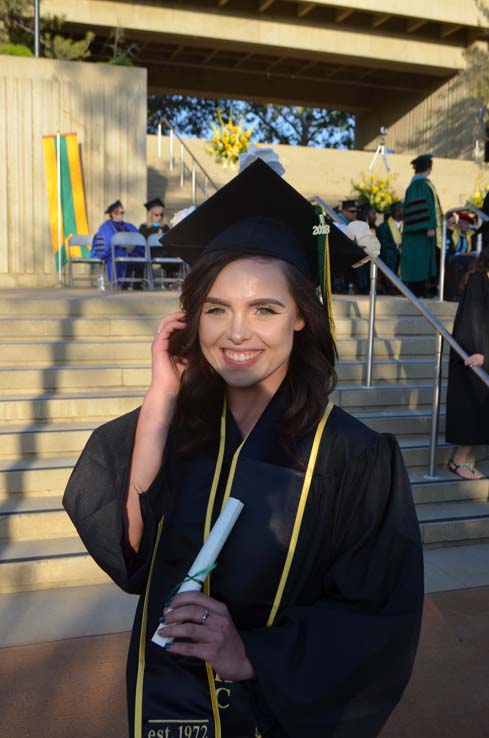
[134,399,334,738]
[387,217,402,247]
[425,178,443,249]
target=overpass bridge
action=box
[43,0,489,156]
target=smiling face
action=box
[198,257,305,393]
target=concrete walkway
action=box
[1,587,489,738]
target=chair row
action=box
[67,233,189,290]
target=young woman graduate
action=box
[64,160,424,738]
[446,247,489,479]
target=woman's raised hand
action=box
[150,312,188,399]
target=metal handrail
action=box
[439,205,488,302]
[156,116,219,205]
[313,194,489,478]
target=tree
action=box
[462,1,489,112]
[148,95,354,149]
[0,0,94,59]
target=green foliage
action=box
[148,95,355,149]
[104,26,139,66]
[463,44,489,112]
[43,28,94,60]
[0,40,32,55]
[0,0,94,59]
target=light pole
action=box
[34,0,40,57]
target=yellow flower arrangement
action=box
[468,175,489,209]
[206,109,254,167]
[351,171,399,213]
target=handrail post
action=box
[477,231,482,255]
[365,259,377,387]
[169,128,174,172]
[439,216,447,301]
[192,165,196,206]
[180,143,184,188]
[426,332,443,479]
[204,176,208,200]
[157,122,162,158]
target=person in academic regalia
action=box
[444,212,477,301]
[445,247,489,480]
[472,191,489,250]
[92,200,144,287]
[400,154,442,298]
[64,160,423,738]
[377,201,403,275]
[139,198,170,240]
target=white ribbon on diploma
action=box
[152,497,244,648]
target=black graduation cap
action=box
[144,197,165,211]
[410,153,433,169]
[104,199,123,215]
[341,199,357,210]
[161,159,365,287]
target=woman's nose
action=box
[228,314,251,344]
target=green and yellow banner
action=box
[42,132,90,269]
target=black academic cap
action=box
[144,197,165,210]
[104,199,123,214]
[341,199,357,210]
[390,200,403,211]
[161,159,365,283]
[410,153,433,169]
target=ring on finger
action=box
[201,608,210,622]
[155,328,162,335]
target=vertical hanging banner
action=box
[42,132,90,276]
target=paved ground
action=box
[1,587,489,738]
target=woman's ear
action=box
[294,315,305,332]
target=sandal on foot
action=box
[448,458,483,480]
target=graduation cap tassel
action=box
[313,205,335,339]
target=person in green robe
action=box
[377,201,403,274]
[400,154,442,298]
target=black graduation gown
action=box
[63,385,423,738]
[446,272,489,445]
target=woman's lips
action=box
[221,348,263,367]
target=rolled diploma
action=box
[152,496,244,648]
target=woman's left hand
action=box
[465,353,485,368]
[158,591,256,682]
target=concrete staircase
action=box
[0,290,488,646]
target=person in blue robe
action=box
[93,200,144,286]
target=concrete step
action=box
[0,497,75,540]
[417,500,489,545]
[0,457,76,498]
[0,339,150,366]
[0,537,109,593]
[357,409,446,436]
[0,314,454,339]
[0,384,445,425]
[0,359,449,394]
[0,422,95,459]
[0,389,143,424]
[336,335,448,360]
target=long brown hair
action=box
[461,246,489,290]
[168,251,337,456]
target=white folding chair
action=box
[67,234,106,288]
[147,233,189,290]
[110,232,154,290]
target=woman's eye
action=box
[205,306,226,315]
[256,306,278,315]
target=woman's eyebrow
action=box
[204,297,286,307]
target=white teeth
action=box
[223,350,260,363]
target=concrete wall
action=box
[357,74,481,160]
[0,57,147,287]
[148,135,486,216]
